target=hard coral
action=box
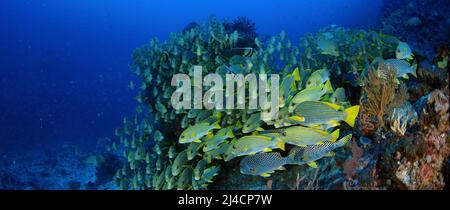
[343,140,364,179]
[394,89,450,189]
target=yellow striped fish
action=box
[293,101,360,128]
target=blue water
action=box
[0,0,382,152]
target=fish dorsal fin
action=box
[327,120,340,128]
[309,124,323,130]
[322,102,343,111]
[307,162,318,168]
[330,129,340,142]
[312,128,329,135]
[277,166,286,171]
[289,116,305,122]
[260,173,272,178]
[263,148,272,152]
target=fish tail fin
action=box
[336,134,352,147]
[344,105,360,127]
[323,80,333,94]
[212,121,221,129]
[277,141,286,151]
[330,129,340,142]
[234,121,243,130]
[227,129,234,138]
[292,67,301,81]
[412,63,418,78]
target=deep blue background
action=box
[0,0,382,152]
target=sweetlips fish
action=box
[224,135,285,161]
[204,142,230,162]
[186,142,203,160]
[195,110,213,123]
[293,101,360,128]
[179,121,221,144]
[317,38,339,56]
[181,115,190,129]
[154,130,164,142]
[201,166,220,183]
[152,171,160,189]
[383,59,417,79]
[172,149,188,176]
[203,126,235,152]
[288,134,352,168]
[145,175,152,189]
[396,42,414,60]
[155,168,166,190]
[168,145,177,159]
[288,80,333,112]
[330,87,346,104]
[193,159,208,181]
[128,81,135,90]
[279,74,296,107]
[273,106,301,128]
[156,156,162,171]
[261,126,340,147]
[177,167,193,190]
[405,17,421,27]
[242,112,263,134]
[306,69,330,89]
[187,109,201,119]
[164,163,173,183]
[166,176,177,190]
[155,99,167,115]
[154,144,162,155]
[240,152,290,177]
